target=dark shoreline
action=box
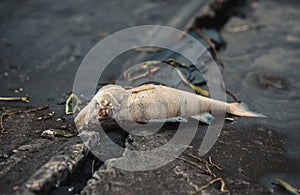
[1,0,299,194]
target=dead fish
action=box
[75,84,265,129]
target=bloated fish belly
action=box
[127,87,181,122]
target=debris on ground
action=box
[0,95,29,103]
[65,93,81,115]
[0,106,48,133]
[41,129,77,139]
[275,178,300,195]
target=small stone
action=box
[253,140,263,145]
[48,111,55,116]
[12,186,19,191]
[68,186,74,192]
[238,167,243,173]
[59,125,68,130]
[41,129,55,138]
[18,144,33,151]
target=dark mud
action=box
[221,0,300,192]
[0,110,82,194]
[0,0,207,194]
[1,0,299,194]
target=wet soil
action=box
[1,0,299,194]
[0,110,82,194]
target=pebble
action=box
[41,129,55,138]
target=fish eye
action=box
[95,101,100,108]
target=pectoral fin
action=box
[146,117,188,123]
[191,113,214,125]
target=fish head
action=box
[75,88,115,130]
[74,100,97,131]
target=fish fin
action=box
[146,117,188,123]
[191,113,214,125]
[131,84,155,93]
[229,102,266,117]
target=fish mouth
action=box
[97,99,113,119]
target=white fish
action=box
[75,84,265,129]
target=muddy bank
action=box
[0,0,207,194]
[221,0,300,192]
[0,0,299,194]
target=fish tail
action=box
[228,102,266,117]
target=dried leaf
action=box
[276,178,300,195]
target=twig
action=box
[176,156,209,174]
[187,154,216,177]
[65,93,81,115]
[176,69,209,96]
[23,106,48,113]
[0,95,29,103]
[193,27,225,75]
[205,163,216,178]
[128,67,160,81]
[176,4,204,40]
[92,158,96,174]
[178,154,230,194]
[160,59,209,96]
[125,58,209,96]
[208,156,223,171]
[177,22,193,40]
[276,178,300,195]
[225,88,240,102]
[193,27,240,102]
[161,58,188,68]
[222,22,268,33]
[190,177,230,195]
[132,86,156,94]
[98,81,116,86]
[123,61,161,80]
[225,117,234,122]
[173,1,242,102]
[135,61,161,71]
[187,153,208,164]
[0,106,48,133]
